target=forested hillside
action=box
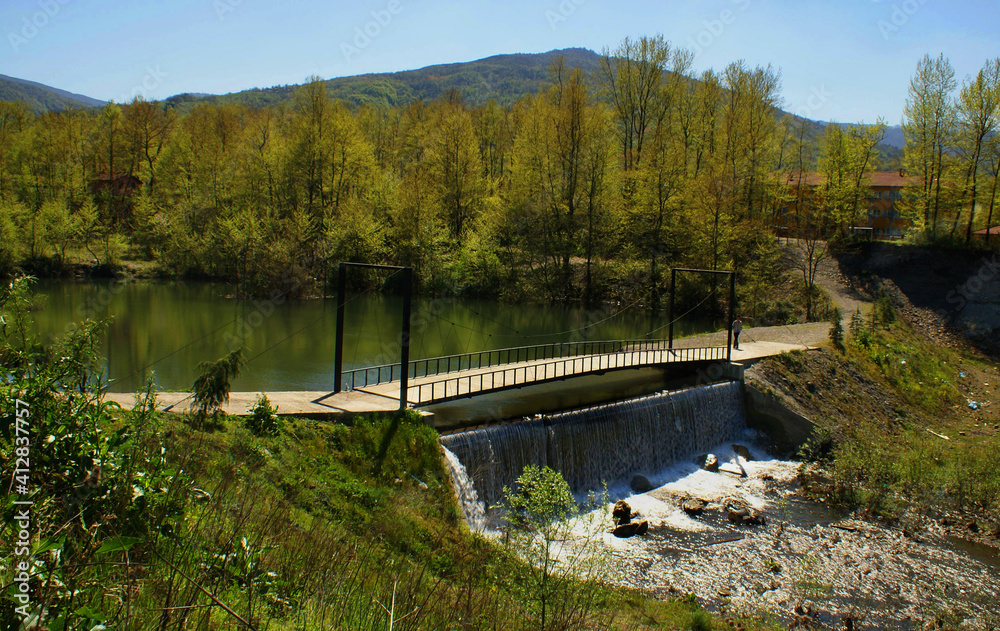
[0,74,105,113]
[166,48,603,111]
[7,37,991,324]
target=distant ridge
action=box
[0,74,105,113]
[164,47,603,110]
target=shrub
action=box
[246,393,281,436]
[191,347,245,423]
[828,307,844,350]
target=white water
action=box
[441,446,487,532]
[440,381,747,515]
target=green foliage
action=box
[191,347,245,422]
[874,290,896,327]
[1,277,188,630]
[690,609,714,631]
[245,393,281,436]
[828,307,844,349]
[503,465,575,532]
[500,465,610,631]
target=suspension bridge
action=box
[104,263,814,418]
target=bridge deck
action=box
[105,339,809,417]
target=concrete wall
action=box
[743,384,816,457]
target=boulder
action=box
[629,474,652,493]
[611,520,649,538]
[701,453,720,472]
[612,500,639,525]
[681,498,707,517]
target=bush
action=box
[191,347,245,423]
[245,393,281,436]
[828,307,844,350]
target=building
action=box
[866,171,914,240]
[90,173,142,197]
[773,170,915,240]
[972,226,1000,243]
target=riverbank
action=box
[572,441,1000,629]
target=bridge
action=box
[105,263,813,418]
[106,336,809,418]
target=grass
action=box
[4,406,783,630]
[765,306,1000,523]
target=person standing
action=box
[733,316,742,350]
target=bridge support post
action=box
[726,270,736,363]
[399,267,412,411]
[668,268,677,349]
[334,263,347,393]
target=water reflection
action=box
[30,280,718,392]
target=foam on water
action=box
[440,381,748,525]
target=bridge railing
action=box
[341,339,681,391]
[408,345,727,405]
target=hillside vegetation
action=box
[0,74,104,114]
[0,276,782,630]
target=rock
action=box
[717,587,731,597]
[612,500,639,525]
[682,498,708,517]
[611,520,649,538]
[630,474,652,493]
[727,506,766,526]
[732,444,753,461]
[701,453,720,472]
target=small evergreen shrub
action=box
[246,393,281,436]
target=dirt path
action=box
[676,243,872,352]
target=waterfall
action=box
[441,446,487,531]
[441,382,747,519]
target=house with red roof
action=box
[773,170,916,240]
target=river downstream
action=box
[573,441,1000,629]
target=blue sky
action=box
[2,0,998,124]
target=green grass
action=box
[788,312,1000,521]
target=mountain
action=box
[0,74,105,113]
[165,48,603,110]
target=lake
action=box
[27,280,719,393]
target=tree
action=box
[502,465,604,631]
[123,96,176,195]
[820,121,887,234]
[902,53,957,239]
[0,102,30,202]
[429,98,482,240]
[954,58,1000,243]
[598,34,674,172]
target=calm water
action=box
[28,281,718,392]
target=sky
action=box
[1,0,998,124]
